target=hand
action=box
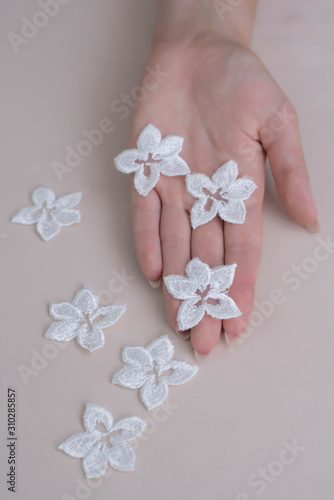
[126,3,318,356]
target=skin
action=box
[127,0,318,356]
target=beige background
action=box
[1,1,334,499]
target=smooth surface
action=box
[1,1,333,499]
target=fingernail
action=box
[306,220,320,234]
[175,330,191,341]
[148,278,161,288]
[194,350,210,362]
[224,332,237,345]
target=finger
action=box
[131,184,162,282]
[223,163,264,338]
[262,101,318,228]
[190,217,224,355]
[161,200,191,330]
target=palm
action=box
[128,38,317,354]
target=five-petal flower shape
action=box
[112,335,198,410]
[44,285,126,352]
[186,160,257,228]
[164,257,241,330]
[11,186,82,241]
[59,403,147,477]
[114,123,190,196]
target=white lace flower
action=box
[164,257,241,330]
[112,335,198,410]
[59,403,147,478]
[11,186,82,241]
[114,123,190,196]
[186,160,257,228]
[44,285,126,352]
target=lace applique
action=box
[44,285,126,352]
[114,124,190,196]
[112,335,198,410]
[11,186,82,241]
[186,160,257,228]
[59,403,147,478]
[164,257,241,330]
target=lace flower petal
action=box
[122,346,153,369]
[77,325,105,352]
[133,163,160,197]
[58,433,100,458]
[107,442,136,472]
[209,264,237,293]
[36,213,61,241]
[52,192,82,210]
[92,304,127,329]
[190,197,219,229]
[112,335,198,410]
[114,149,142,174]
[44,319,79,341]
[212,160,239,189]
[73,285,99,315]
[204,294,241,320]
[110,417,147,443]
[84,403,114,433]
[32,185,55,207]
[186,173,216,198]
[160,360,199,386]
[165,257,241,330]
[218,198,246,224]
[137,123,161,153]
[82,443,109,479]
[140,376,169,411]
[185,258,211,289]
[11,206,41,225]
[186,160,257,228]
[49,302,83,322]
[51,208,81,226]
[112,365,151,389]
[12,186,82,240]
[177,299,205,331]
[162,275,198,301]
[154,135,183,158]
[146,334,174,369]
[158,156,190,176]
[226,177,257,200]
[114,124,190,196]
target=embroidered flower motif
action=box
[44,285,126,352]
[112,335,198,410]
[114,123,190,196]
[164,257,241,330]
[186,160,257,228]
[59,403,147,478]
[11,186,82,241]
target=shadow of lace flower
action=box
[59,403,147,478]
[114,123,190,196]
[44,285,126,352]
[112,335,198,410]
[11,186,82,241]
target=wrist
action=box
[153,0,257,48]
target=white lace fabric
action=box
[11,186,82,241]
[112,335,198,410]
[59,403,147,478]
[164,257,241,330]
[44,285,126,352]
[114,123,190,196]
[186,160,257,228]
